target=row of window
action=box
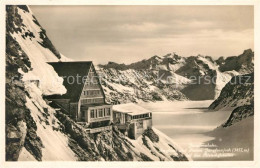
[132,113,150,120]
[90,108,111,118]
[85,79,99,85]
[81,98,104,104]
[86,72,99,86]
[83,90,101,96]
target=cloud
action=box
[30,5,254,64]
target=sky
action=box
[30,5,254,64]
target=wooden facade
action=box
[47,61,112,132]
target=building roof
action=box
[113,103,151,116]
[47,61,93,102]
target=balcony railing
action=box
[89,116,111,122]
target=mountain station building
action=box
[47,61,112,133]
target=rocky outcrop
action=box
[209,73,254,127]
[6,121,27,161]
[99,68,188,104]
[6,5,62,161]
[55,111,100,161]
[143,128,159,143]
[222,104,254,127]
[218,49,254,74]
[55,111,187,161]
[209,73,254,110]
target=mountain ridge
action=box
[98,50,253,103]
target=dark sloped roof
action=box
[47,61,93,102]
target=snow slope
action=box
[128,127,190,161]
[204,117,254,161]
[20,83,77,161]
[10,6,67,95]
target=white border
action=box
[0,0,259,168]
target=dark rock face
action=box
[38,28,61,59]
[143,128,159,143]
[6,5,44,161]
[6,121,26,161]
[223,104,254,127]
[23,110,44,161]
[55,111,100,161]
[168,144,188,161]
[209,73,254,110]
[219,49,254,74]
[5,21,30,161]
[176,56,217,100]
[180,81,215,100]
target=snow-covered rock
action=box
[6,5,77,161]
[209,73,254,111]
[99,51,253,102]
[98,68,188,104]
[9,6,67,95]
[55,111,189,161]
[209,73,254,127]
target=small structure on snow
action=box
[113,103,152,139]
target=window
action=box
[137,121,143,129]
[99,109,103,117]
[106,108,111,116]
[103,108,106,117]
[90,110,95,118]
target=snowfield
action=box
[139,100,253,161]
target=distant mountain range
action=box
[98,49,254,103]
